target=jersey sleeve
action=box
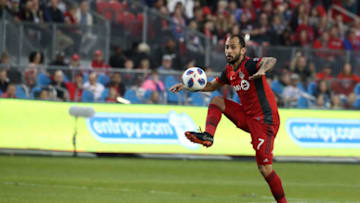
[245,57,262,75]
[216,70,230,85]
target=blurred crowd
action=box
[0,0,94,54]
[139,0,360,50]
[0,0,360,110]
[1,47,360,110]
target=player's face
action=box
[225,37,245,64]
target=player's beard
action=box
[226,53,241,64]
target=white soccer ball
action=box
[182,67,207,91]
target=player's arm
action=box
[249,57,277,80]
[169,79,222,93]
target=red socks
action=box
[205,104,222,136]
[265,170,287,203]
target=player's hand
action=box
[170,83,185,93]
[249,69,265,80]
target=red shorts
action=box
[223,98,280,165]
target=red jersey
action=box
[216,56,279,124]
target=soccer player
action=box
[170,35,287,203]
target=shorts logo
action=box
[286,118,360,148]
[86,111,199,149]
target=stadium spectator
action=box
[106,87,118,103]
[290,55,312,84]
[281,73,302,107]
[315,94,326,109]
[153,38,182,70]
[7,0,19,17]
[238,13,251,34]
[109,46,126,68]
[67,74,83,102]
[328,26,344,51]
[295,16,315,43]
[332,63,360,97]
[269,15,286,45]
[142,70,165,104]
[64,4,78,24]
[167,0,193,19]
[171,2,186,40]
[157,55,172,71]
[132,43,151,68]
[17,0,44,22]
[0,68,9,93]
[293,29,312,47]
[50,70,69,101]
[239,0,256,22]
[76,0,93,26]
[0,52,22,84]
[43,0,64,23]
[343,28,360,51]
[39,88,50,100]
[50,51,67,67]
[315,80,331,107]
[331,94,343,109]
[25,51,44,88]
[122,58,135,86]
[337,63,360,82]
[43,0,73,52]
[250,13,271,45]
[91,50,109,69]
[186,20,205,53]
[192,6,204,31]
[316,65,333,80]
[0,0,11,18]
[1,83,16,98]
[68,53,88,80]
[108,72,126,97]
[64,4,82,53]
[83,72,104,101]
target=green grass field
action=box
[0,155,359,203]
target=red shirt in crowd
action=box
[316,72,333,80]
[91,60,110,69]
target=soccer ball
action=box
[182,67,207,91]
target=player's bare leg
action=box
[185,96,225,147]
[258,164,287,203]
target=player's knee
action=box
[258,164,273,177]
[209,96,225,111]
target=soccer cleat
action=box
[184,131,213,147]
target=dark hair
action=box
[28,51,44,64]
[229,34,246,48]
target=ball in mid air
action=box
[182,67,207,91]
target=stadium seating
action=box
[190,92,205,106]
[353,97,360,109]
[30,86,42,99]
[124,89,141,104]
[37,73,51,86]
[307,82,317,96]
[98,88,110,102]
[97,74,110,86]
[81,90,95,102]
[15,85,28,99]
[271,80,283,96]
[164,75,182,104]
[297,96,309,108]
[354,83,360,95]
